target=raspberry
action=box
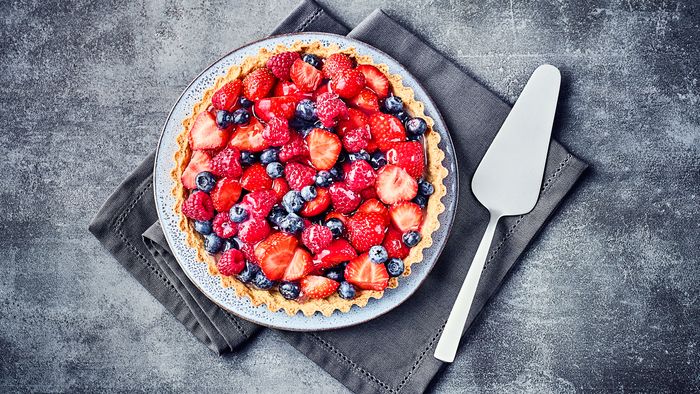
[217,249,246,276]
[210,147,242,178]
[240,242,258,264]
[315,92,348,128]
[279,133,309,163]
[266,51,300,80]
[342,125,371,153]
[344,160,376,192]
[238,218,271,244]
[182,191,214,221]
[285,162,316,190]
[212,212,238,239]
[322,53,353,79]
[328,183,361,214]
[262,117,291,146]
[301,224,333,254]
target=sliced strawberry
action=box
[383,226,410,259]
[285,162,316,190]
[189,110,230,150]
[344,160,376,192]
[357,198,388,219]
[375,165,418,205]
[242,67,276,101]
[345,254,389,291]
[389,201,423,232]
[240,189,277,218]
[306,128,341,170]
[356,64,390,98]
[330,68,365,99]
[274,80,304,97]
[212,80,242,111]
[283,247,314,281]
[240,163,273,192]
[259,233,298,280]
[337,108,369,137]
[368,113,406,151]
[228,117,270,152]
[301,275,340,299]
[290,59,322,93]
[346,212,388,252]
[255,96,298,122]
[386,141,425,178]
[210,177,242,213]
[300,187,331,217]
[181,151,212,190]
[278,132,309,163]
[312,239,358,271]
[271,178,290,202]
[254,231,282,262]
[328,183,361,214]
[322,53,353,79]
[349,88,380,113]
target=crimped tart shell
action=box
[172,41,448,317]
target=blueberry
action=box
[382,95,403,113]
[402,231,421,247]
[368,245,388,264]
[282,190,305,213]
[229,205,249,223]
[295,99,317,121]
[232,108,251,125]
[279,282,301,300]
[237,261,260,284]
[301,185,317,201]
[280,213,304,234]
[266,162,284,179]
[386,258,405,277]
[253,270,274,289]
[395,110,410,123]
[204,233,223,255]
[303,53,322,69]
[413,194,428,208]
[370,151,387,170]
[315,171,333,187]
[194,220,213,235]
[240,151,257,166]
[336,151,348,163]
[216,110,231,129]
[325,218,344,238]
[238,96,254,108]
[289,117,314,134]
[268,205,287,227]
[222,238,239,251]
[329,165,343,181]
[195,171,216,192]
[418,179,434,196]
[405,117,428,136]
[260,148,279,165]
[325,266,345,282]
[338,281,356,300]
[348,150,370,162]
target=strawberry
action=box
[290,59,322,93]
[386,141,425,178]
[345,253,389,291]
[300,186,331,217]
[315,92,348,127]
[344,159,376,192]
[228,117,270,152]
[325,211,348,226]
[255,96,297,122]
[182,191,215,221]
[238,218,271,244]
[389,201,422,232]
[258,233,298,280]
[210,177,242,212]
[273,80,305,98]
[271,178,290,202]
[337,108,368,137]
[266,51,300,80]
[328,183,361,214]
[346,212,387,252]
[242,67,276,101]
[322,53,353,79]
[181,151,212,190]
[278,132,309,163]
[312,82,330,100]
[240,163,272,192]
[301,224,333,253]
[262,117,291,146]
[359,187,378,200]
[301,275,339,299]
[212,80,243,111]
[330,68,365,99]
[307,128,341,170]
[348,88,379,113]
[375,165,418,205]
[342,125,371,153]
[356,64,389,99]
[383,226,410,259]
[254,232,282,262]
[357,198,388,219]
[189,110,230,151]
[210,147,242,178]
[283,247,314,281]
[368,113,406,151]
[240,189,277,218]
[212,212,238,239]
[312,238,357,271]
[285,162,316,190]
[217,249,246,276]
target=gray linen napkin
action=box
[90,1,588,393]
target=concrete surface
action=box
[1,0,698,392]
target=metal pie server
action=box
[434,64,561,362]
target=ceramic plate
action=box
[154,32,458,331]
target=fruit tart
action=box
[172,41,448,316]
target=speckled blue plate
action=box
[154,33,458,331]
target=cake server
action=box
[434,64,561,362]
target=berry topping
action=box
[240,163,273,192]
[210,147,243,178]
[212,80,243,111]
[223,238,239,252]
[405,117,428,136]
[348,150,370,162]
[255,96,298,122]
[368,245,389,264]
[240,189,277,218]
[237,261,260,284]
[337,281,356,299]
[322,53,353,79]
[282,247,313,281]
[413,194,428,208]
[271,177,290,202]
[262,117,291,146]
[240,150,257,166]
[268,205,287,226]
[357,198,389,218]
[253,270,274,289]
[189,110,230,151]
[402,230,421,247]
[314,170,333,187]
[285,162,316,190]
[217,249,246,276]
[375,165,418,205]
[345,254,389,291]
[210,177,242,213]
[331,68,366,99]
[348,88,380,113]
[315,92,348,128]
[278,132,309,163]
[257,233,298,281]
[260,148,279,165]
[389,201,423,232]
[290,58,322,92]
[239,96,254,108]
[301,275,340,299]
[338,108,369,137]
[370,151,387,170]
[307,128,342,170]
[295,99,317,121]
[328,183,361,214]
[229,117,270,152]
[342,124,371,153]
[346,212,388,252]
[229,205,249,223]
[368,113,406,151]
[232,108,251,125]
[204,233,223,255]
[242,67,276,101]
[181,151,212,190]
[282,190,305,213]
[302,224,333,253]
[381,95,403,113]
[182,191,215,221]
[266,51,300,80]
[325,266,345,282]
[385,257,405,277]
[324,217,345,238]
[344,159,377,192]
[194,220,213,235]
[418,178,434,196]
[312,238,357,271]
[300,185,317,201]
[383,226,410,259]
[386,141,425,179]
[279,281,301,300]
[355,64,390,99]
[300,187,331,217]
[238,218,271,244]
[302,53,322,68]
[280,212,304,234]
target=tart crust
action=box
[171,40,448,317]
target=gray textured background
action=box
[1,0,698,392]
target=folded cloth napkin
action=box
[89,1,588,393]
